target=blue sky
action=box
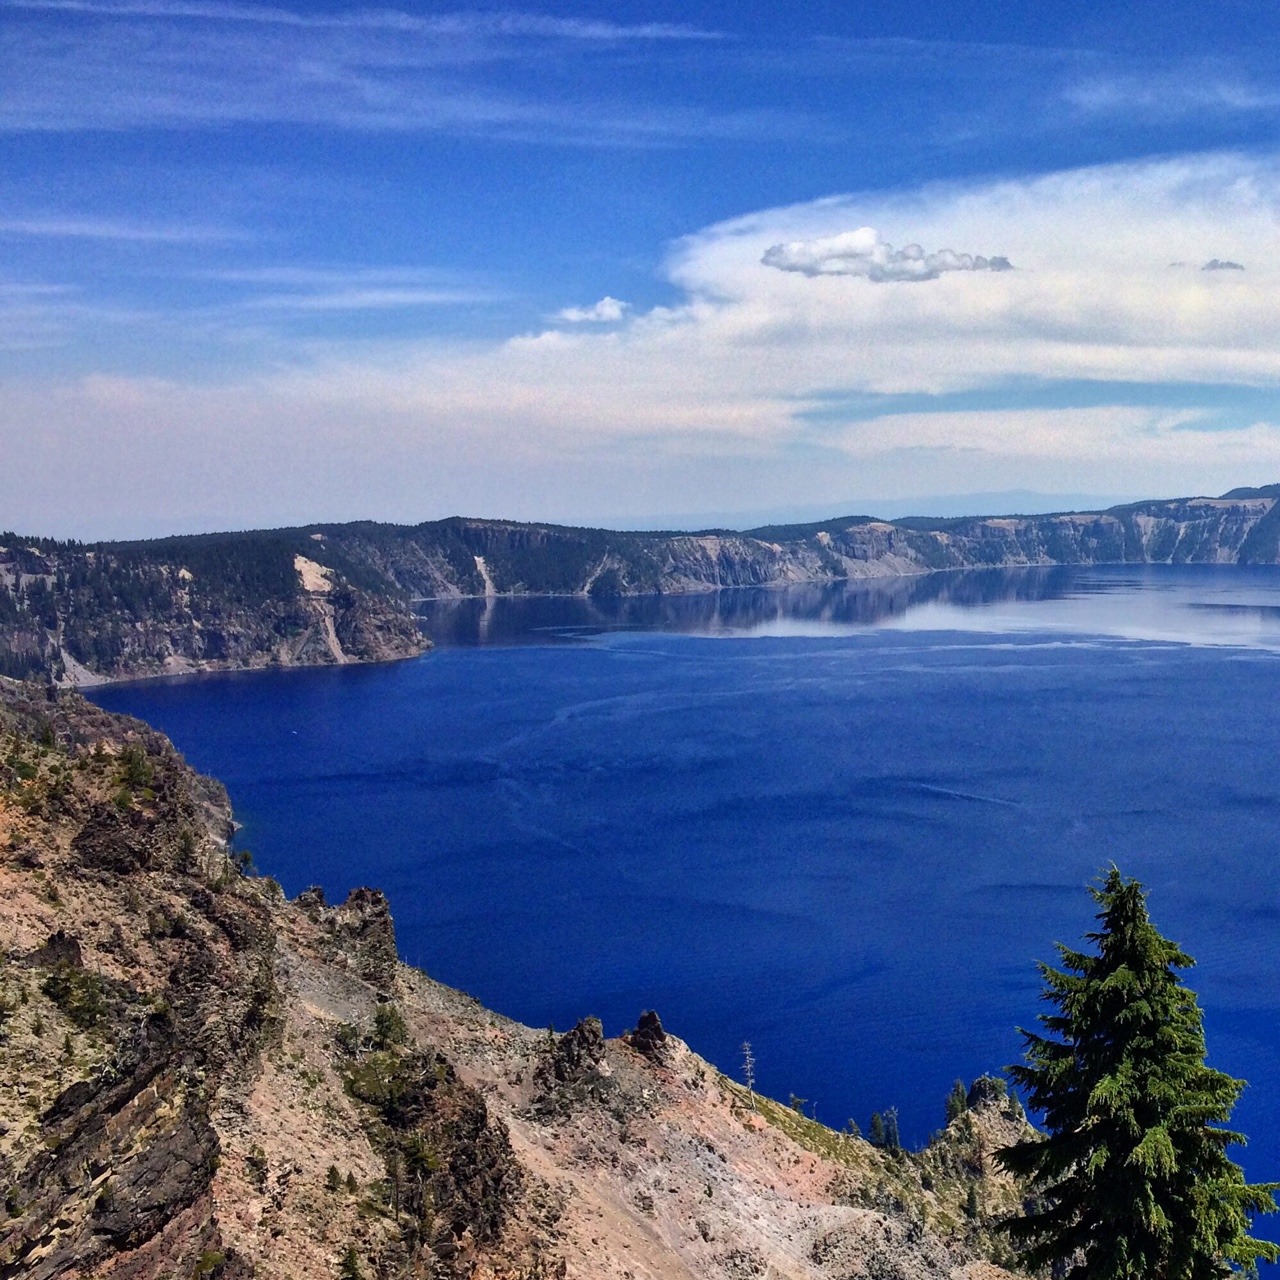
[7,0,1280,535]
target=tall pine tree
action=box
[999,868,1276,1279]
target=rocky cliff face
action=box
[0,540,427,684]
[296,493,1280,602]
[10,486,1274,684]
[0,680,1033,1279]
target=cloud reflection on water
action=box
[418,564,1280,651]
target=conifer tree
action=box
[999,868,1277,1279]
[868,1111,886,1146]
[965,1183,980,1220]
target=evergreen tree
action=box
[946,1078,969,1123]
[965,1183,980,1220]
[999,868,1277,1279]
[868,1111,886,1146]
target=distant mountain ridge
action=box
[4,486,1280,682]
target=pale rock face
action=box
[294,554,335,594]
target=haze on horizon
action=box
[6,0,1280,540]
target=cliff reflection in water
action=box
[416,566,1078,646]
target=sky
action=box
[9,0,1280,535]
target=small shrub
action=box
[345,1051,410,1112]
[119,743,153,789]
[338,1246,364,1280]
[41,964,107,1029]
[245,1145,268,1190]
[243,959,278,1034]
[191,1250,225,1278]
[372,1002,408,1049]
[326,1164,342,1192]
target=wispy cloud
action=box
[0,0,755,141]
[3,0,722,41]
[0,281,73,296]
[1063,69,1280,119]
[200,265,498,312]
[244,286,489,311]
[200,266,469,286]
[0,280,94,350]
[0,215,245,242]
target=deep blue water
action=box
[92,565,1280,1211]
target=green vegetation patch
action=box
[40,963,108,1029]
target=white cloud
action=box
[13,152,1280,532]
[555,296,629,323]
[0,215,244,241]
[762,227,1013,282]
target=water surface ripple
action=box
[91,565,1280,1202]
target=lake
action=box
[91,563,1280,1199]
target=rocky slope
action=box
[11,483,1277,683]
[0,538,427,684]
[0,679,1034,1279]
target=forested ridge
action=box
[0,529,425,682]
[5,485,1280,682]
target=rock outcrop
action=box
[0,678,1033,1279]
[625,1009,670,1063]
